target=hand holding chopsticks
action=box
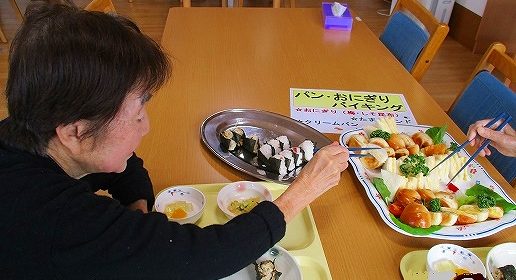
[445,112,513,185]
[467,115,516,158]
[428,112,511,174]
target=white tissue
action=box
[331,2,347,17]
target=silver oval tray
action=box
[201,109,332,184]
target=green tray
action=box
[157,182,333,279]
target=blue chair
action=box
[449,43,516,184]
[379,0,449,81]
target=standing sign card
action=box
[290,88,417,134]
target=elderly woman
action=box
[0,2,349,279]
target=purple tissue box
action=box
[322,2,353,30]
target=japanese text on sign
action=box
[293,89,407,112]
[290,88,417,134]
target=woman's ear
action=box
[54,120,91,155]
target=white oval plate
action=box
[220,246,302,280]
[340,124,516,240]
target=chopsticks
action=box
[348,146,381,158]
[315,146,381,157]
[445,112,512,185]
[428,112,510,174]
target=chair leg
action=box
[9,0,23,20]
[273,0,280,8]
[290,0,295,8]
[182,0,192,7]
[221,0,227,7]
[237,0,243,7]
[0,26,7,43]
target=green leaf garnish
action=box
[426,126,447,144]
[390,214,442,235]
[465,184,516,213]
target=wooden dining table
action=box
[137,7,516,279]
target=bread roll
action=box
[395,188,421,207]
[369,137,390,148]
[400,202,432,228]
[422,143,448,156]
[458,205,489,222]
[440,211,458,226]
[435,192,458,209]
[406,145,420,155]
[488,206,504,219]
[455,210,477,225]
[398,133,416,147]
[394,148,409,158]
[385,147,395,158]
[416,188,436,202]
[430,212,443,226]
[347,134,368,148]
[359,156,383,169]
[387,134,406,150]
[412,132,433,148]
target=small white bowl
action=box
[155,186,206,224]
[217,181,273,219]
[427,244,486,280]
[486,243,516,280]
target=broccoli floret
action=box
[399,154,429,177]
[477,193,496,208]
[448,142,459,152]
[369,130,391,141]
[427,198,441,212]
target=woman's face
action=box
[80,91,150,174]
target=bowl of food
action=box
[427,244,486,280]
[217,181,273,219]
[222,246,302,280]
[155,186,206,224]
[486,243,516,280]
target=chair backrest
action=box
[85,0,116,14]
[379,0,449,81]
[448,42,516,184]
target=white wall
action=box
[455,0,487,16]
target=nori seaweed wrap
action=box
[243,135,260,154]
[232,127,246,147]
[269,155,288,175]
[276,135,291,151]
[291,147,304,167]
[258,144,274,166]
[494,265,516,280]
[266,139,281,155]
[220,129,237,152]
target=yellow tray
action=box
[180,182,332,280]
[400,247,492,280]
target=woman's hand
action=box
[467,119,516,157]
[273,142,349,222]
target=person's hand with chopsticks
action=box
[274,142,349,222]
[467,119,516,157]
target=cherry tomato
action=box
[388,203,404,217]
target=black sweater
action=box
[0,145,286,279]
